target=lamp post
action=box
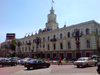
[34,37,41,58]
[26,40,31,57]
[16,41,21,57]
[72,29,83,59]
[4,44,7,57]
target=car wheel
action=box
[27,67,30,70]
[86,64,88,67]
[14,63,17,66]
[46,66,49,68]
[94,63,97,66]
[82,65,84,68]
[1,64,3,67]
[77,65,79,68]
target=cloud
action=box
[97,19,100,23]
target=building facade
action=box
[16,7,100,60]
[0,41,12,57]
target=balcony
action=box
[50,38,57,42]
[27,42,31,45]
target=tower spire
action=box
[51,0,54,9]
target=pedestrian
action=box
[58,57,62,65]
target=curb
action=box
[50,63,73,65]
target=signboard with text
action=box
[6,33,15,40]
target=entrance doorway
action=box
[47,53,50,58]
[32,54,34,58]
[86,53,92,57]
[76,53,81,59]
[59,53,64,59]
[67,53,72,60]
[53,53,56,60]
[42,54,45,58]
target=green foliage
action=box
[64,58,66,61]
[34,56,37,59]
[10,39,16,51]
[38,57,42,59]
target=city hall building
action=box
[16,7,100,60]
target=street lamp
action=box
[26,40,31,57]
[72,28,83,59]
[16,41,22,57]
[34,37,41,58]
[4,44,7,57]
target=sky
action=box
[0,0,100,43]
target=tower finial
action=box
[51,7,53,10]
[51,0,55,9]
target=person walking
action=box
[58,57,62,65]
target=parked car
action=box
[0,58,17,67]
[20,58,32,65]
[91,55,100,62]
[73,57,97,68]
[24,59,50,70]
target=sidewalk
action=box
[50,62,73,65]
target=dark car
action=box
[91,55,100,62]
[0,58,17,67]
[24,59,50,70]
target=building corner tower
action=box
[46,7,58,30]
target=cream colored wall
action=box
[16,21,100,53]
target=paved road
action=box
[0,65,99,75]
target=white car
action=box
[74,57,97,68]
[20,58,32,65]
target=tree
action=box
[10,39,16,57]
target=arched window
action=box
[23,41,24,44]
[86,28,89,35]
[48,44,49,50]
[86,40,90,48]
[43,44,45,48]
[97,40,99,49]
[29,47,30,51]
[33,46,34,49]
[68,42,71,49]
[26,41,27,44]
[33,39,34,43]
[54,44,56,50]
[96,28,98,34]
[43,37,45,41]
[60,34,63,39]
[53,35,56,39]
[48,36,50,41]
[17,48,18,52]
[22,47,24,52]
[60,43,63,49]
[68,32,70,38]
[25,47,27,51]
[29,40,31,43]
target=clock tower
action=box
[46,7,58,30]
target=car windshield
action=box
[27,59,37,63]
[77,58,86,61]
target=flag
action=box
[32,32,33,34]
[35,30,37,33]
[26,33,28,35]
[65,22,66,25]
[52,26,53,29]
[45,27,47,30]
[57,24,59,27]
[52,0,55,3]
[29,32,30,34]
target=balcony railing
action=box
[27,42,31,45]
[50,38,57,42]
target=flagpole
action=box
[51,0,53,8]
